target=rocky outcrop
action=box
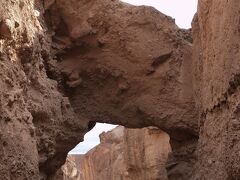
[0,0,90,179]
[0,1,89,179]
[48,0,198,136]
[55,156,82,180]
[0,1,87,179]
[59,126,171,180]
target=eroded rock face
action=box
[58,126,171,180]
[44,0,198,178]
[46,0,198,136]
[192,1,240,179]
[0,1,88,179]
[55,155,82,180]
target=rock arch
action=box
[44,0,199,179]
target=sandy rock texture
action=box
[47,0,198,136]
[54,155,82,180]
[58,126,171,180]
[0,0,88,179]
[192,0,240,179]
[45,0,198,178]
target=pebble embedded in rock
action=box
[232,119,240,129]
[66,78,82,88]
[0,19,14,39]
[33,10,40,17]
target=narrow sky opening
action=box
[121,0,198,28]
[69,123,117,154]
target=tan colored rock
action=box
[59,126,171,180]
[52,0,198,138]
[192,0,240,179]
[55,156,81,180]
[0,1,88,179]
[0,19,14,39]
[47,0,198,178]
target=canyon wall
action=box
[0,1,89,179]
[192,0,240,179]
[59,126,171,180]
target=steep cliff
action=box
[0,1,88,179]
[192,0,240,179]
[0,2,42,178]
[59,126,171,180]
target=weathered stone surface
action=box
[48,0,198,135]
[58,126,171,180]
[55,155,82,180]
[0,1,88,179]
[45,0,198,178]
[192,1,240,179]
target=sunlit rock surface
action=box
[58,126,171,180]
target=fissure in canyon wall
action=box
[0,0,239,179]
